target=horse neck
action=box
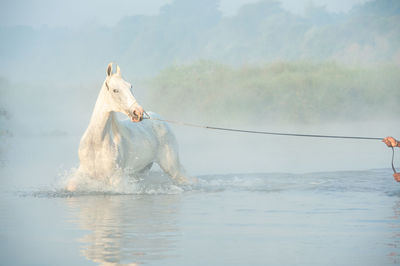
[85,84,120,143]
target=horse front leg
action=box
[157,142,192,185]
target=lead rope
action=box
[392,147,397,174]
[142,111,397,174]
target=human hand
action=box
[383,136,398,148]
[394,173,400,182]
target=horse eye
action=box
[113,89,119,93]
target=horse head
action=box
[104,63,143,122]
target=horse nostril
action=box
[133,109,142,119]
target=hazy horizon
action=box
[0,0,369,29]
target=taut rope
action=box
[142,111,397,173]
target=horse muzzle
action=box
[129,106,144,122]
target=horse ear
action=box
[107,63,113,77]
[116,65,121,76]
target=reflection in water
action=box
[6,169,398,265]
[66,195,181,265]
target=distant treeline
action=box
[1,0,399,80]
[147,61,400,124]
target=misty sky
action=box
[0,0,369,28]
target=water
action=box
[1,170,399,265]
[1,130,400,265]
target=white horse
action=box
[66,63,190,191]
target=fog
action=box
[1,3,400,265]
[0,0,399,189]
[0,0,367,28]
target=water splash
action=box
[17,168,184,197]
[14,168,396,198]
